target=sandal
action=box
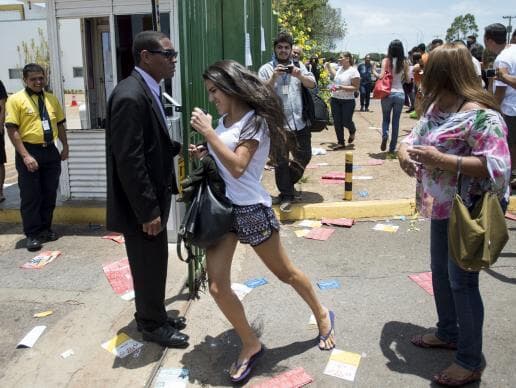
[229,345,265,383]
[411,334,457,350]
[433,369,482,386]
[329,143,346,151]
[318,310,336,350]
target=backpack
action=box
[301,86,329,132]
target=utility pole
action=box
[503,15,516,43]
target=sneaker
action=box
[360,107,364,112]
[279,200,293,213]
[365,108,370,112]
[40,229,58,242]
[26,236,42,252]
[381,137,388,151]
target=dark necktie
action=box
[37,94,53,144]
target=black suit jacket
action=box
[105,70,181,234]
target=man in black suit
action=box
[106,31,188,348]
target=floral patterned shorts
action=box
[231,204,280,246]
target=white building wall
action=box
[0,18,83,93]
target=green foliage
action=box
[445,13,478,42]
[273,0,346,56]
[17,27,50,72]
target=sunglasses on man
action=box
[147,49,179,58]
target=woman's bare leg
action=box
[253,231,335,350]
[206,233,262,378]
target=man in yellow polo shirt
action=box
[5,63,69,251]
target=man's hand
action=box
[23,154,39,172]
[142,216,162,236]
[60,144,69,161]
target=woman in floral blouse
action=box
[398,43,510,387]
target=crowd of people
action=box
[0,20,514,386]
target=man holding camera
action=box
[258,32,316,212]
[484,23,516,187]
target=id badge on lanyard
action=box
[42,119,51,135]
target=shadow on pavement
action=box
[484,267,516,284]
[180,328,316,386]
[379,321,455,383]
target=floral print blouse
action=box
[402,106,510,220]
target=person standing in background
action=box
[0,80,7,202]
[357,55,374,112]
[5,64,69,251]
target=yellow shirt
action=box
[5,89,65,144]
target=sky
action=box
[328,0,516,56]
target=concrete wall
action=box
[0,18,84,93]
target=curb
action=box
[2,196,516,225]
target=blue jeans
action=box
[381,92,404,152]
[360,83,371,109]
[430,219,483,371]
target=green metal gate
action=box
[178,0,276,297]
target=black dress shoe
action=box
[40,229,58,242]
[26,236,42,252]
[142,324,189,348]
[137,316,187,332]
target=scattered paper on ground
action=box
[251,367,313,388]
[294,229,310,238]
[305,164,319,169]
[312,147,327,155]
[17,326,46,348]
[366,159,385,166]
[358,190,369,197]
[353,175,374,180]
[308,314,317,326]
[296,220,322,228]
[102,232,125,244]
[244,277,268,288]
[322,171,345,180]
[408,272,434,295]
[231,283,253,301]
[304,227,335,241]
[61,349,74,359]
[323,349,362,382]
[505,212,516,221]
[34,310,53,318]
[372,223,399,233]
[392,215,407,221]
[21,251,61,269]
[103,258,134,299]
[154,367,189,388]
[321,178,345,185]
[321,218,355,228]
[102,333,143,358]
[317,279,341,290]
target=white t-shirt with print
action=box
[331,66,360,100]
[494,44,516,116]
[208,110,272,207]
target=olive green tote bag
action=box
[448,179,509,271]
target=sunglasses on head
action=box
[147,49,178,58]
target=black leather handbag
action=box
[177,179,233,261]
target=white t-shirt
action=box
[494,44,516,116]
[331,66,360,100]
[208,110,272,207]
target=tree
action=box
[445,14,478,42]
[273,0,346,56]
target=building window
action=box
[8,68,23,79]
[73,67,83,77]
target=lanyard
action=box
[25,91,48,121]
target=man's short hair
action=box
[23,63,45,78]
[132,30,169,65]
[432,38,444,46]
[470,43,484,62]
[417,43,426,53]
[484,23,507,45]
[467,35,476,41]
[273,31,293,48]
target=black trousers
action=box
[15,143,61,237]
[273,127,312,199]
[124,228,169,331]
[330,98,356,145]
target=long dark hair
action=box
[202,60,286,143]
[387,39,405,74]
[421,43,499,114]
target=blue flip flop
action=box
[230,345,265,383]
[318,310,336,350]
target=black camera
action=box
[485,68,496,78]
[279,64,294,73]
